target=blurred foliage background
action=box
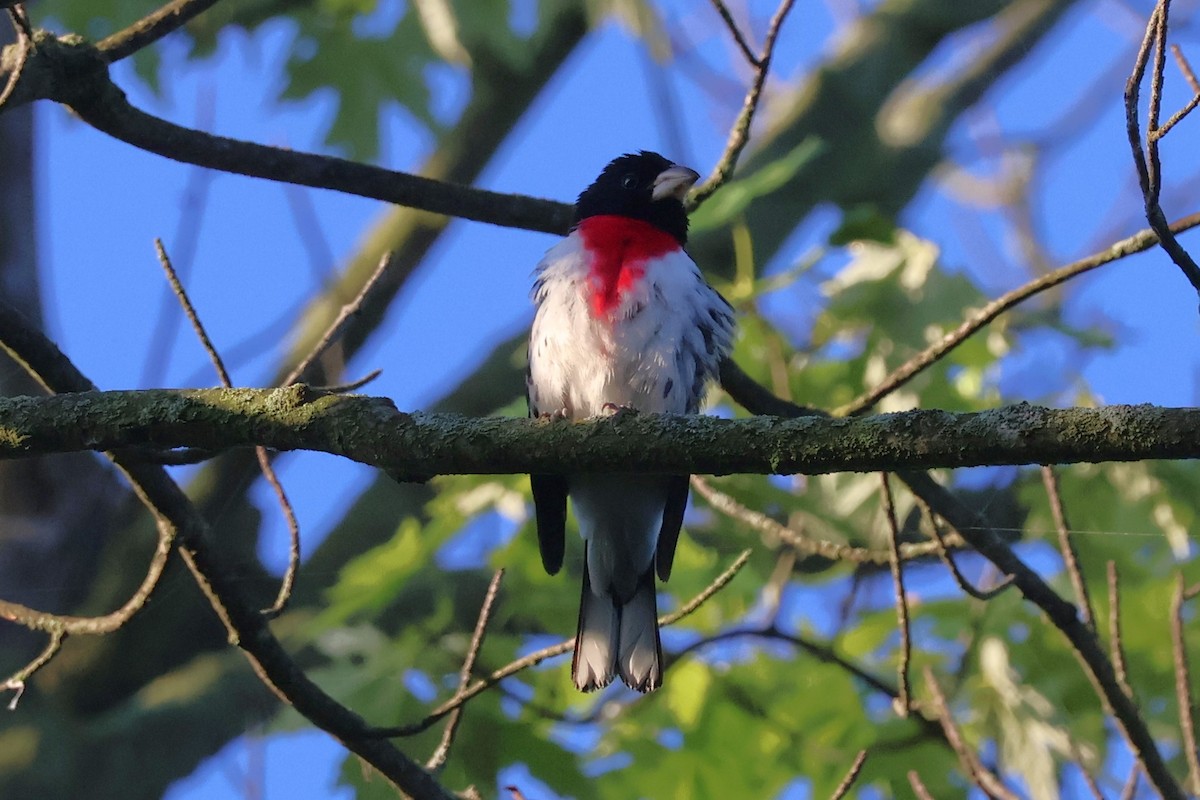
[1,0,1199,798]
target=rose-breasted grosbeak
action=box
[527,152,735,692]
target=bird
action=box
[526,151,735,692]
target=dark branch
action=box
[97,0,223,63]
[0,33,572,234]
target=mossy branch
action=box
[0,387,1195,478]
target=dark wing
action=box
[655,475,690,581]
[530,473,567,575]
[527,357,567,575]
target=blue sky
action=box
[30,1,1200,797]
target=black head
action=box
[573,151,699,245]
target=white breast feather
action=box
[528,231,733,420]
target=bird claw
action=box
[539,408,569,421]
[600,402,638,419]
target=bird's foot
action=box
[599,402,639,420]
[539,407,569,421]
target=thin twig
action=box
[256,446,301,617]
[880,473,911,717]
[691,475,967,565]
[281,253,394,387]
[154,239,231,385]
[1040,466,1095,631]
[0,513,174,680]
[0,300,458,799]
[321,369,383,394]
[4,4,31,39]
[141,92,216,388]
[97,0,224,63]
[427,569,504,773]
[1172,43,1200,93]
[371,549,752,739]
[154,239,301,616]
[1171,573,1200,794]
[1107,561,1136,701]
[1120,764,1143,800]
[1067,739,1104,800]
[1124,0,1200,297]
[0,6,31,112]
[923,667,1021,800]
[829,749,868,800]
[839,209,1200,414]
[914,495,1013,600]
[2,629,64,709]
[690,0,798,208]
[907,771,936,800]
[707,0,759,66]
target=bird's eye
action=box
[620,173,639,189]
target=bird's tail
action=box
[572,558,662,693]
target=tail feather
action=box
[617,568,662,692]
[573,560,618,692]
[572,558,662,693]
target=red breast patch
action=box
[577,215,679,318]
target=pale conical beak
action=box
[651,164,700,201]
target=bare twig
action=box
[690,0,798,208]
[880,473,911,717]
[839,210,1200,414]
[0,6,31,112]
[691,475,967,565]
[1040,466,1095,631]
[154,238,229,384]
[4,4,30,39]
[322,369,383,394]
[1172,44,1200,93]
[255,447,301,617]
[427,569,504,773]
[1157,44,1200,139]
[706,0,759,66]
[1106,561,1136,701]
[1171,573,1200,794]
[923,667,1021,800]
[1071,750,1105,800]
[1124,0,1200,297]
[663,548,752,625]
[760,547,797,622]
[1120,765,1143,800]
[372,549,752,739]
[829,750,868,800]
[141,92,215,388]
[97,0,224,63]
[281,254,394,388]
[914,496,1013,600]
[2,629,64,709]
[0,300,457,799]
[154,240,301,616]
[907,771,936,800]
[0,512,174,685]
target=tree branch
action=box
[0,33,572,234]
[97,0,223,63]
[0,388,1196,478]
[839,209,1200,415]
[0,308,457,799]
